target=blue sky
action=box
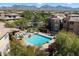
[0,3,79,8]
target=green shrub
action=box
[5,22,16,28]
[55,30,79,56]
[10,40,45,56]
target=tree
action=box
[10,40,27,56]
[5,22,16,28]
[14,18,28,30]
[9,40,46,56]
[20,10,34,20]
[54,30,79,56]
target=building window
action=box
[8,16,11,18]
[69,28,73,31]
[70,21,74,24]
[63,20,66,23]
[5,15,7,17]
[13,15,16,18]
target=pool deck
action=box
[20,31,55,49]
[37,32,54,39]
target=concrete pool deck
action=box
[37,32,54,39]
[22,31,55,49]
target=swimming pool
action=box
[25,34,51,46]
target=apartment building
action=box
[0,11,22,20]
[47,15,60,34]
[0,28,10,56]
[68,14,79,34]
[63,14,79,35]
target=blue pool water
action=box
[25,34,51,46]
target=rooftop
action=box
[69,17,79,22]
[0,28,10,39]
[0,28,20,38]
[69,14,79,17]
[0,22,20,39]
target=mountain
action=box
[40,5,53,9]
[40,5,72,10]
[55,5,71,9]
[12,5,37,10]
[11,4,73,10]
[0,4,79,11]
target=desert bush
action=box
[55,30,79,56]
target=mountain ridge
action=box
[0,4,79,11]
